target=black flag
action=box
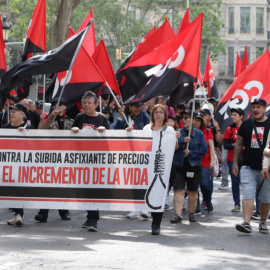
[0,26,88,93]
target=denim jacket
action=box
[174,127,207,167]
[113,109,150,130]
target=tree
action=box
[1,0,225,68]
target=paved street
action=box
[0,177,269,270]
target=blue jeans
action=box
[227,161,240,206]
[200,168,213,208]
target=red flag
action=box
[204,53,218,98]
[0,15,7,76]
[77,6,96,56]
[92,40,120,95]
[234,52,242,79]
[51,32,104,109]
[240,45,249,73]
[198,67,203,86]
[67,26,75,39]
[127,13,203,105]
[215,50,270,132]
[120,13,203,100]
[22,0,46,61]
[177,8,190,34]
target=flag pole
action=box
[99,95,102,113]
[105,81,129,126]
[186,82,196,149]
[42,74,46,114]
[54,19,93,111]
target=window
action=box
[228,7,234,34]
[228,47,234,76]
[256,47,264,59]
[256,7,264,34]
[240,7,250,33]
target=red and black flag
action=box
[0,26,91,93]
[204,53,218,98]
[51,28,104,109]
[240,45,249,73]
[77,6,96,57]
[214,50,270,132]
[234,52,242,79]
[0,15,7,77]
[118,18,175,101]
[126,13,203,105]
[92,39,120,96]
[22,0,46,61]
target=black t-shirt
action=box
[4,122,34,129]
[72,112,111,130]
[238,118,270,170]
[26,110,40,129]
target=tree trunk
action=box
[49,0,81,49]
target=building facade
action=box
[214,0,269,96]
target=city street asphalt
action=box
[0,177,269,270]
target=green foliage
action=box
[187,0,226,62]
[1,0,225,68]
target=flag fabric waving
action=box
[126,13,203,105]
[118,18,175,101]
[204,53,218,99]
[92,40,120,95]
[240,45,249,73]
[77,6,96,57]
[214,50,270,132]
[120,14,203,103]
[234,52,242,79]
[51,29,104,109]
[177,8,190,34]
[0,15,7,76]
[22,0,46,61]
[0,26,90,93]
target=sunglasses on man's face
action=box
[183,116,190,120]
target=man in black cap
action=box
[233,98,270,234]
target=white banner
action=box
[0,129,176,212]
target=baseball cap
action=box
[251,98,267,107]
[200,108,211,115]
[230,107,245,116]
[10,103,27,114]
[194,112,204,120]
[180,110,192,117]
[36,101,43,109]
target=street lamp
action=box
[2,16,11,42]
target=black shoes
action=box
[189,213,196,222]
[170,215,182,223]
[151,223,160,235]
[61,213,71,220]
[35,214,47,223]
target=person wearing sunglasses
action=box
[171,110,207,224]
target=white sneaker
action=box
[140,211,151,219]
[126,211,140,219]
[8,214,24,226]
[231,205,241,212]
[218,183,230,190]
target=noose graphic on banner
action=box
[145,131,166,210]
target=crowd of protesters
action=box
[1,91,270,236]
